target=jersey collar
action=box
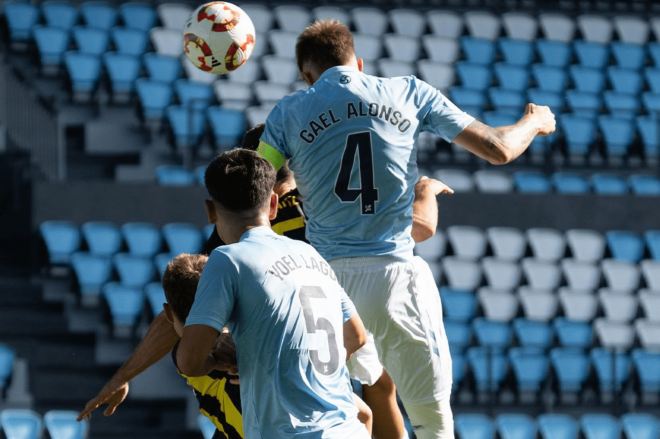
[318,65,360,82]
[239,225,275,242]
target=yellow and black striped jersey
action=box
[271,189,307,243]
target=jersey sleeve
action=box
[415,77,475,142]
[339,288,357,323]
[258,103,290,170]
[185,250,238,333]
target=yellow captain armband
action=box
[257,141,286,171]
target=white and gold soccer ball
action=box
[183,2,255,75]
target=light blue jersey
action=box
[185,226,368,439]
[259,66,474,261]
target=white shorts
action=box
[347,331,384,386]
[406,398,455,439]
[330,256,452,405]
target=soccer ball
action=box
[183,2,256,75]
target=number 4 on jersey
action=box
[334,132,379,215]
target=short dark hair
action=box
[162,253,207,324]
[204,149,276,213]
[296,20,355,73]
[241,124,293,185]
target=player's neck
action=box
[274,179,296,197]
[217,211,272,244]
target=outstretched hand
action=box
[77,379,129,421]
[524,103,556,136]
[415,176,454,197]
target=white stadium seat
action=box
[416,61,455,92]
[464,11,501,40]
[599,290,638,323]
[478,288,519,322]
[518,286,558,322]
[502,12,538,41]
[482,257,522,290]
[601,259,641,293]
[594,318,635,350]
[558,287,598,322]
[539,13,577,42]
[613,16,649,44]
[427,10,464,38]
[377,59,416,78]
[433,169,474,193]
[260,56,300,85]
[422,36,460,64]
[561,258,601,291]
[447,226,487,261]
[274,5,311,33]
[474,170,514,194]
[577,14,614,44]
[240,4,275,33]
[383,34,421,63]
[157,3,193,31]
[414,229,447,262]
[213,81,253,111]
[566,229,606,263]
[352,8,389,36]
[253,81,291,106]
[151,28,184,57]
[389,8,426,37]
[636,318,660,350]
[312,6,350,26]
[641,260,660,291]
[268,30,298,59]
[522,258,561,290]
[442,256,482,291]
[526,228,566,262]
[353,33,383,62]
[486,227,526,260]
[640,291,660,322]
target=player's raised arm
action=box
[453,103,556,165]
[412,176,454,243]
[177,324,220,377]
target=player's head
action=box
[296,20,362,85]
[162,253,207,335]
[241,123,293,186]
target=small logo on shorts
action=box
[340,75,351,84]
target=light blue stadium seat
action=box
[636,116,660,160]
[162,223,203,255]
[111,27,148,56]
[536,39,571,67]
[121,222,161,258]
[143,53,182,84]
[135,78,174,121]
[531,64,568,93]
[513,171,551,193]
[646,231,660,260]
[472,317,511,348]
[39,220,81,264]
[590,348,630,392]
[455,62,492,91]
[649,43,660,68]
[455,414,495,439]
[444,319,471,351]
[0,409,43,439]
[604,91,640,120]
[197,414,216,439]
[560,114,596,156]
[641,92,660,114]
[574,40,609,69]
[553,317,593,348]
[551,172,590,194]
[174,79,214,110]
[81,221,122,257]
[104,52,141,96]
[64,51,102,94]
[449,87,487,117]
[550,348,590,393]
[33,26,70,68]
[497,414,537,439]
[629,175,660,196]
[493,63,529,92]
[452,351,466,390]
[119,2,156,31]
[569,65,605,94]
[42,1,78,31]
[102,282,145,331]
[590,174,628,195]
[166,105,207,149]
[155,252,175,278]
[44,410,89,439]
[538,414,579,439]
[3,1,40,42]
[482,111,517,128]
[467,346,508,391]
[565,91,601,119]
[114,253,155,288]
[488,88,524,116]
[80,1,117,30]
[581,414,621,439]
[498,38,533,66]
[439,287,477,322]
[611,42,646,70]
[632,348,660,392]
[71,252,112,298]
[608,67,643,95]
[513,318,553,349]
[0,344,16,390]
[644,68,660,94]
[72,25,109,55]
[605,230,645,263]
[145,281,166,317]
[621,413,660,439]
[527,89,564,116]
[508,348,549,392]
[460,36,496,65]
[206,106,248,151]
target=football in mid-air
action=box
[183,2,255,75]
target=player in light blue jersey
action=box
[257,21,556,439]
[176,149,371,439]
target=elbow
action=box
[487,146,514,165]
[357,330,368,350]
[412,225,435,243]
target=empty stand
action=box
[44,410,89,439]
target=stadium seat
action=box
[0,409,43,439]
[485,227,525,260]
[493,64,529,93]
[455,414,496,439]
[273,5,311,33]
[206,106,247,151]
[574,40,609,69]
[614,16,650,44]
[64,51,102,97]
[472,317,511,348]
[478,288,519,322]
[640,290,660,321]
[150,27,183,57]
[421,35,459,64]
[162,223,203,255]
[446,226,487,260]
[414,229,447,262]
[203,223,215,240]
[577,14,613,44]
[590,348,630,392]
[197,413,216,439]
[550,348,590,393]
[142,53,181,84]
[111,27,148,56]
[467,347,508,391]
[121,223,161,258]
[496,414,538,439]
[260,55,300,84]
[536,39,571,67]
[532,64,569,93]
[590,174,628,195]
[44,410,89,439]
[641,92,660,114]
[3,1,40,43]
[377,59,416,78]
[637,116,660,161]
[213,81,253,111]
[452,351,467,389]
[554,317,593,348]
[605,230,645,263]
[565,91,601,120]
[632,349,660,393]
[351,7,388,36]
[135,79,173,121]
[80,1,117,30]
[114,253,154,288]
[33,26,70,71]
[488,89,524,116]
[513,171,551,193]
[481,258,521,290]
[145,282,166,318]
[482,112,517,130]
[635,319,660,351]
[566,229,606,263]
[353,33,383,63]
[513,318,553,348]
[312,6,349,25]
[558,288,598,322]
[569,66,605,94]
[621,413,660,439]
[81,221,122,257]
[527,89,564,119]
[501,12,538,41]
[441,257,482,291]
[455,62,492,91]
[552,173,590,194]
[601,259,640,292]
[102,282,144,336]
[40,221,81,264]
[538,414,579,439]
[104,53,141,98]
[644,68,660,94]
[473,170,514,194]
[389,8,425,37]
[448,87,487,117]
[433,169,475,193]
[173,79,214,110]
[526,228,566,261]
[154,252,174,279]
[427,10,463,39]
[495,39,533,69]
[611,42,646,70]
[518,287,559,322]
[156,3,192,31]
[240,4,273,33]
[561,259,600,290]
[647,231,660,261]
[464,11,501,40]
[594,318,635,350]
[522,258,561,290]
[444,319,472,350]
[604,91,640,120]
[509,348,550,394]
[561,114,598,157]
[580,414,621,439]
[440,288,477,322]
[459,37,496,65]
[268,30,298,58]
[607,67,643,95]
[42,1,78,31]
[629,175,660,196]
[166,105,207,149]
[245,105,273,126]
[155,165,194,186]
[416,61,455,91]
[119,2,156,31]
[0,344,16,390]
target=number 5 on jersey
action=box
[334,132,379,215]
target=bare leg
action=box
[362,370,406,439]
[353,393,373,436]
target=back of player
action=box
[187,227,368,439]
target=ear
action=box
[163,303,174,324]
[357,58,363,72]
[204,199,218,224]
[268,192,279,220]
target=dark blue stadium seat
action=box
[590,174,628,195]
[64,51,102,94]
[3,1,40,42]
[498,38,533,66]
[569,66,605,94]
[0,409,43,439]
[649,43,660,68]
[550,348,590,393]
[560,114,596,157]
[121,222,162,258]
[42,1,78,31]
[455,414,495,439]
[203,223,215,240]
[644,68,660,94]
[488,89,524,116]
[439,287,477,322]
[155,165,195,186]
[114,253,155,288]
[551,172,590,194]
[102,282,145,331]
[467,346,508,391]
[536,39,571,67]
[143,53,182,84]
[636,116,660,160]
[44,410,89,439]
[509,348,549,392]
[104,52,141,96]
[162,223,203,255]
[0,344,16,391]
[513,171,551,193]
[459,36,496,65]
[70,252,112,297]
[553,318,593,348]
[33,26,70,69]
[604,91,640,120]
[598,116,635,158]
[72,26,109,55]
[166,105,207,149]
[565,91,601,119]
[493,63,529,92]
[39,220,81,264]
[482,111,517,128]
[632,349,660,393]
[646,231,660,260]
[472,317,511,348]
[621,413,660,439]
[80,1,117,30]
[532,64,568,93]
[574,40,609,69]
[81,221,122,257]
[119,2,156,31]
[581,414,621,439]
[455,62,492,91]
[145,281,166,317]
[452,351,466,390]
[629,174,660,196]
[607,67,643,95]
[444,319,471,350]
[513,319,553,349]
[611,42,646,70]
[590,348,630,392]
[448,87,487,117]
[641,92,660,114]
[605,230,645,263]
[527,89,564,116]
[135,79,174,120]
[174,79,214,110]
[206,106,248,151]
[497,414,537,439]
[155,252,174,278]
[538,414,579,439]
[111,27,148,56]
